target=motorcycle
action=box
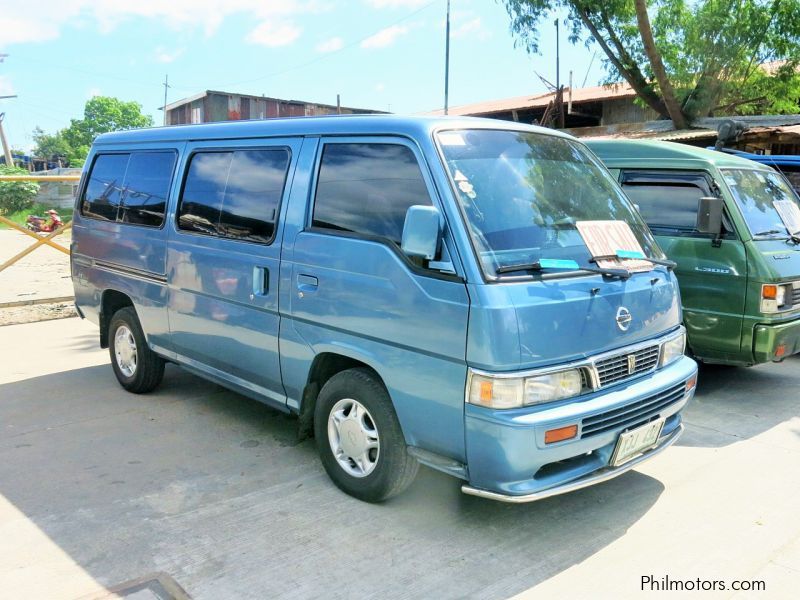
[26,210,63,233]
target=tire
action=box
[108,307,165,394]
[314,368,419,503]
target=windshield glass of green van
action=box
[436,129,661,277]
[722,168,800,237]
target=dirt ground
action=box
[0,229,76,326]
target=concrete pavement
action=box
[1,317,799,599]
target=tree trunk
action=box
[573,4,668,118]
[633,0,688,128]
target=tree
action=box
[502,0,800,123]
[0,165,39,215]
[62,96,153,150]
[32,96,153,166]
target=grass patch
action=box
[0,204,73,229]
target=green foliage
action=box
[502,0,800,121]
[32,96,153,166]
[32,127,72,162]
[0,165,40,215]
[62,96,153,150]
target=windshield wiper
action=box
[495,260,631,279]
[753,229,800,244]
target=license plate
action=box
[610,418,665,467]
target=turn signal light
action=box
[776,344,787,358]
[762,284,778,299]
[685,373,697,392]
[544,425,578,444]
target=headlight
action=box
[761,283,792,313]
[660,332,686,367]
[468,369,584,409]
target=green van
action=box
[587,140,800,366]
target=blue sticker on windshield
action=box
[539,258,580,270]
[616,249,646,259]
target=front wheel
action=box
[314,368,419,502]
[108,307,165,393]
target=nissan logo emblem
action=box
[616,306,633,331]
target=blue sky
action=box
[0,0,605,152]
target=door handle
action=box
[252,266,269,297]
[297,273,319,293]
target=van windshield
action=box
[721,168,800,237]
[436,129,662,278]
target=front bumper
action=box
[752,317,800,363]
[463,355,697,501]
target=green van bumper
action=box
[753,318,800,363]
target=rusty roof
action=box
[425,82,637,116]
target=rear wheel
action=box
[108,307,165,393]
[314,368,418,502]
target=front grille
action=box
[593,344,660,387]
[580,381,685,438]
[792,286,800,308]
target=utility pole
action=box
[444,0,451,115]
[0,53,16,166]
[0,113,14,167]
[554,18,560,93]
[162,74,170,126]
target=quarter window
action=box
[81,151,176,227]
[118,152,176,227]
[178,149,290,244]
[81,153,130,222]
[312,143,432,245]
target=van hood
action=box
[467,268,681,371]
[752,240,800,281]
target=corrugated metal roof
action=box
[425,82,637,116]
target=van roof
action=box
[93,114,575,145]
[585,139,768,170]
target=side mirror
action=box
[696,196,723,235]
[401,205,441,260]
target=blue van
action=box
[71,116,697,503]
[711,148,800,195]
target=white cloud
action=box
[361,25,408,49]
[0,1,322,47]
[316,36,343,53]
[366,0,429,8]
[246,21,302,47]
[452,17,488,40]
[375,82,386,92]
[0,76,15,96]
[154,47,185,63]
[87,87,102,98]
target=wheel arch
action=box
[297,350,385,440]
[99,289,135,348]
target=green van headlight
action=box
[660,331,686,367]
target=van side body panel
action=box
[71,141,184,354]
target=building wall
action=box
[601,98,659,125]
[167,92,381,125]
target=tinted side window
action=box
[118,152,176,227]
[82,153,130,221]
[312,143,431,244]
[178,149,290,243]
[219,150,290,242]
[621,171,711,231]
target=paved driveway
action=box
[1,318,799,599]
